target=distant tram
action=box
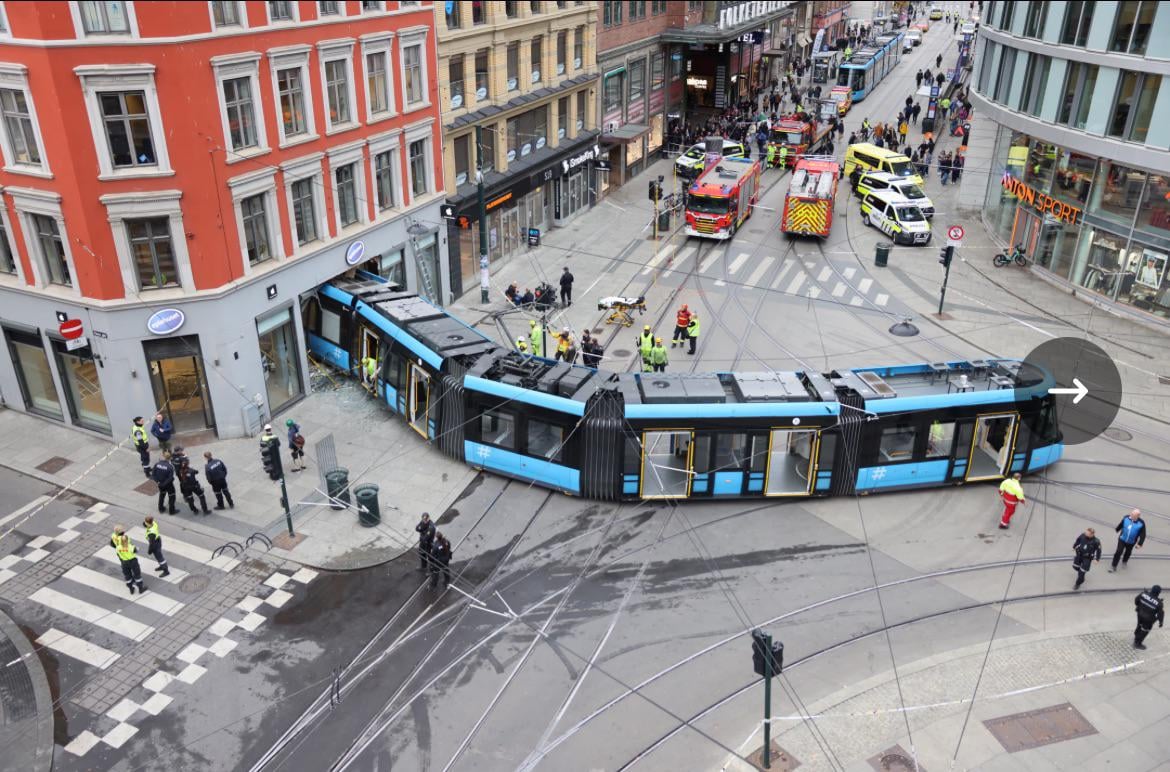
[837,31,905,101]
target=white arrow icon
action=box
[1049,377,1088,404]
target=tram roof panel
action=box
[406,315,495,355]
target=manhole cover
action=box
[179,574,211,593]
[1103,427,1133,441]
[868,745,924,772]
[983,702,1097,752]
[35,456,72,474]
[134,480,157,495]
[591,327,604,334]
[612,348,631,357]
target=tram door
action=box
[765,429,819,496]
[640,430,693,498]
[408,364,431,438]
[965,413,1018,481]
[359,327,378,390]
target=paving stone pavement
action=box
[0,530,109,603]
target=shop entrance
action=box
[965,413,1018,481]
[1010,209,1062,270]
[501,207,520,256]
[143,336,215,433]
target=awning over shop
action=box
[602,124,649,144]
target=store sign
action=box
[562,145,600,174]
[146,308,185,336]
[486,191,513,211]
[1000,173,1082,225]
[718,1,789,30]
[345,240,366,265]
[686,76,709,89]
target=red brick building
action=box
[0,1,448,439]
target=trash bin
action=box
[875,242,891,267]
[325,468,350,511]
[656,210,670,233]
[353,484,380,527]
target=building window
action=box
[1056,62,1098,130]
[291,178,319,245]
[576,89,585,130]
[335,162,359,227]
[475,49,490,101]
[373,148,396,210]
[530,0,541,13]
[211,1,243,27]
[79,1,131,34]
[29,214,69,286]
[0,88,43,167]
[628,59,645,102]
[992,48,1015,103]
[408,136,429,197]
[318,1,341,15]
[5,327,63,420]
[444,0,461,27]
[361,0,384,10]
[1110,1,1156,55]
[1022,1,1047,37]
[127,217,178,290]
[507,116,518,161]
[557,96,568,138]
[454,133,470,185]
[473,1,485,24]
[507,43,520,91]
[1017,53,1050,116]
[268,0,295,22]
[275,64,310,141]
[652,0,666,13]
[574,26,584,69]
[240,193,271,265]
[0,218,14,275]
[222,76,258,151]
[604,72,622,112]
[449,55,465,109]
[256,308,304,414]
[531,37,542,84]
[505,1,517,18]
[603,0,622,26]
[479,124,495,171]
[1060,0,1094,46]
[651,52,665,90]
[365,49,392,117]
[402,40,427,107]
[100,91,156,168]
[557,31,567,75]
[629,0,646,21]
[52,339,111,433]
[1111,72,1161,143]
[324,58,353,127]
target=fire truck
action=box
[767,110,836,168]
[684,156,762,240]
[780,157,840,238]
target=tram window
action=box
[1037,402,1060,443]
[320,308,342,344]
[384,351,403,390]
[925,421,955,458]
[713,433,748,470]
[691,435,711,473]
[527,418,564,462]
[749,435,768,473]
[879,422,917,461]
[479,408,515,449]
[623,434,641,475]
[818,433,837,472]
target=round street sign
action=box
[947,225,965,241]
[59,318,84,340]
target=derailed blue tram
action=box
[304,278,1063,501]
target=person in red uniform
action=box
[671,304,693,348]
[998,472,1025,529]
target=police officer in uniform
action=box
[1134,585,1165,650]
[203,451,233,509]
[111,526,146,595]
[171,445,190,474]
[131,416,151,477]
[151,452,179,515]
[429,531,452,589]
[415,512,436,571]
[178,463,211,515]
[143,516,170,577]
[1072,527,1102,589]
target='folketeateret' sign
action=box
[1000,173,1082,225]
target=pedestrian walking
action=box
[150,412,173,452]
[936,53,942,69]
[151,452,178,515]
[650,337,668,372]
[672,304,693,347]
[286,418,307,471]
[915,70,923,89]
[938,151,951,185]
[415,512,435,571]
[178,463,211,515]
[1110,509,1148,571]
[1072,528,1102,589]
[1134,585,1165,649]
[203,451,234,509]
[898,119,908,144]
[686,313,700,355]
[911,103,921,124]
[559,266,574,306]
[429,532,452,589]
[111,527,146,595]
[951,153,964,183]
[998,472,1024,528]
[131,416,151,477]
[142,516,170,576]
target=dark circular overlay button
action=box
[1014,337,1122,446]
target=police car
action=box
[853,171,935,218]
[675,139,747,179]
[860,191,932,245]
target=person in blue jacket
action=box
[1110,509,1148,572]
[150,412,173,452]
[286,418,307,471]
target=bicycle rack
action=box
[246,532,273,552]
[212,542,243,559]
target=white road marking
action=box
[858,278,873,294]
[727,252,750,275]
[92,549,188,585]
[770,261,795,288]
[850,296,864,306]
[29,587,153,641]
[640,244,677,275]
[875,293,890,306]
[745,257,775,288]
[831,282,847,297]
[662,246,693,277]
[63,566,184,616]
[808,287,822,299]
[0,495,51,529]
[816,267,832,282]
[843,267,857,279]
[785,273,806,295]
[63,730,102,757]
[36,628,118,669]
[699,251,721,274]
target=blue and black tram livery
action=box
[305,278,1063,501]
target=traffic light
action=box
[938,245,954,268]
[260,437,283,481]
[751,629,784,677]
[647,179,661,202]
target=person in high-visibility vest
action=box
[143,516,170,577]
[516,337,528,353]
[998,473,1025,529]
[844,46,852,59]
[636,324,655,369]
[686,313,700,355]
[778,145,789,168]
[650,338,668,372]
[529,319,543,356]
[359,355,377,388]
[555,328,573,362]
[131,416,151,477]
[766,143,776,168]
[671,305,692,347]
[111,527,146,595]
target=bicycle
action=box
[993,244,1028,268]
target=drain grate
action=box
[984,702,1097,752]
[611,349,632,357]
[35,456,72,474]
[746,741,800,770]
[868,746,924,772]
[1103,427,1133,441]
[179,574,211,594]
[134,480,157,495]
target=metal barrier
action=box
[212,542,243,559]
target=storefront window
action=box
[4,327,62,420]
[1023,137,1056,192]
[413,233,439,302]
[1090,161,1145,228]
[1137,174,1170,237]
[1072,228,1128,295]
[257,308,304,414]
[373,248,406,286]
[1050,148,1094,210]
[647,113,663,153]
[51,340,110,433]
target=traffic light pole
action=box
[938,245,955,315]
[279,475,294,537]
[762,631,773,769]
[476,124,489,305]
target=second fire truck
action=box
[767,111,835,168]
[684,156,762,239]
[780,157,840,238]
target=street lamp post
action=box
[476,124,490,304]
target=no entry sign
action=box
[59,318,84,340]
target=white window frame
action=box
[0,4,12,41]
[317,39,358,135]
[361,33,397,123]
[265,0,299,25]
[99,191,194,296]
[207,0,248,30]
[367,128,403,216]
[268,45,317,149]
[227,167,284,274]
[8,187,79,295]
[361,0,387,11]
[398,27,431,114]
[327,140,370,234]
[69,1,140,39]
[211,52,269,162]
[74,64,171,180]
[403,119,436,204]
[280,152,328,252]
[0,64,51,178]
[317,0,348,17]
[0,200,27,286]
